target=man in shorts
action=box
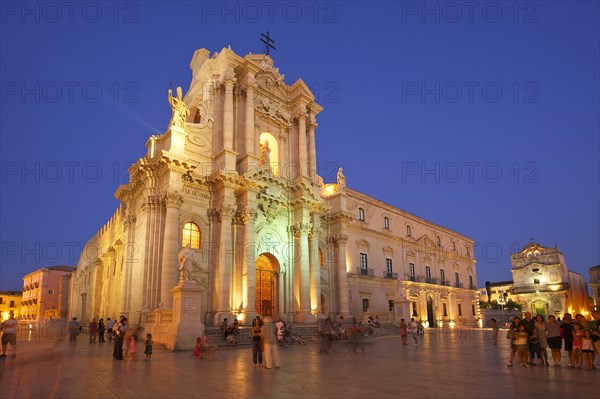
[1,311,19,358]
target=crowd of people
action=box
[504,310,600,369]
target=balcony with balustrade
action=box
[356,267,375,277]
[383,271,399,279]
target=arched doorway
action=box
[426,295,436,328]
[256,253,280,317]
[531,300,547,318]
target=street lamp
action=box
[498,292,508,320]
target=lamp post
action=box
[498,292,508,324]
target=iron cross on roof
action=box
[260,31,276,55]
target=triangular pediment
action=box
[290,79,315,102]
[416,234,437,248]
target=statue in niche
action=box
[337,167,346,189]
[259,140,271,166]
[178,244,194,282]
[168,85,190,129]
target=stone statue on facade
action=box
[337,167,346,189]
[178,244,194,282]
[260,140,271,166]
[168,85,190,129]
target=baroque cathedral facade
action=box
[69,47,480,347]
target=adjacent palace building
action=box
[69,47,479,347]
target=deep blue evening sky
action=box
[1,1,598,291]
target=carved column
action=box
[121,213,137,314]
[308,119,317,179]
[335,234,351,316]
[297,114,308,177]
[160,191,183,309]
[448,293,455,321]
[223,77,236,151]
[141,193,162,310]
[292,222,312,321]
[245,80,257,156]
[241,209,258,320]
[215,204,235,320]
[309,222,322,316]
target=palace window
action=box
[182,222,201,249]
[436,236,441,247]
[409,263,415,278]
[386,258,393,276]
[358,208,365,221]
[389,300,395,312]
[425,266,431,279]
[452,242,456,251]
[472,304,476,316]
[360,253,368,274]
[458,304,462,317]
[383,217,389,229]
[455,272,460,286]
[412,302,418,317]
[406,225,412,236]
[362,298,369,312]
[10,300,15,308]
[469,276,473,288]
[443,303,448,317]
[440,269,445,283]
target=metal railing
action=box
[356,267,375,277]
[383,271,399,279]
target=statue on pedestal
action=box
[168,85,190,129]
[259,140,271,166]
[178,244,194,282]
[337,167,346,189]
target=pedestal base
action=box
[394,298,411,325]
[164,281,204,350]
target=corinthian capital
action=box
[291,222,312,237]
[162,191,183,208]
[335,234,349,245]
[217,204,236,219]
[241,209,258,225]
[243,78,258,92]
[309,226,323,240]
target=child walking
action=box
[144,333,153,360]
[399,319,408,345]
[192,335,208,359]
[129,334,138,361]
[581,330,595,370]
[529,329,543,366]
[514,325,530,367]
[571,323,583,368]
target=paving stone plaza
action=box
[1,329,598,398]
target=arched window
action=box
[182,222,201,249]
[358,208,365,221]
[383,217,389,229]
[406,225,412,237]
